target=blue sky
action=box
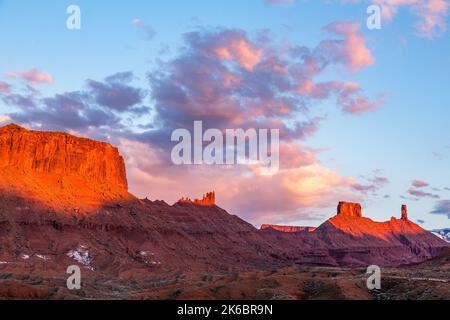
[0,0,449,228]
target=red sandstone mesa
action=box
[0,124,132,209]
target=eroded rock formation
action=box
[0,124,131,209]
[337,201,362,218]
[0,124,127,187]
[179,191,216,206]
[401,205,408,220]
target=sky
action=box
[0,0,449,229]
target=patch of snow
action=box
[431,229,450,243]
[67,245,94,271]
[139,251,154,257]
[138,251,161,266]
[21,254,30,260]
[36,254,50,261]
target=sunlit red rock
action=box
[178,191,216,206]
[337,201,362,218]
[0,124,132,210]
[401,204,408,220]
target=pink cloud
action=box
[0,81,11,94]
[374,0,450,37]
[413,0,450,37]
[208,34,263,71]
[372,176,389,185]
[279,142,318,169]
[0,115,12,124]
[271,1,449,37]
[351,0,449,38]
[119,138,363,226]
[4,71,17,79]
[19,69,54,85]
[351,182,378,193]
[301,80,383,114]
[412,180,430,188]
[407,188,440,198]
[322,21,375,71]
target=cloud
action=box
[119,138,360,225]
[147,25,380,147]
[351,182,378,193]
[4,71,17,79]
[212,38,263,71]
[373,0,450,38]
[132,18,156,40]
[0,81,11,94]
[123,26,380,224]
[10,91,120,132]
[372,176,389,185]
[14,69,55,85]
[86,72,145,112]
[412,180,430,188]
[5,71,145,132]
[2,93,36,109]
[306,81,384,114]
[0,114,11,124]
[321,21,375,71]
[407,188,440,199]
[431,200,450,218]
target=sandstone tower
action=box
[401,205,408,221]
[337,202,362,218]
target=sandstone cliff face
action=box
[0,124,127,188]
[0,124,131,209]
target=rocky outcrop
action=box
[179,191,216,206]
[0,124,131,209]
[337,201,362,218]
[0,124,127,188]
[260,225,316,233]
[401,205,408,220]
